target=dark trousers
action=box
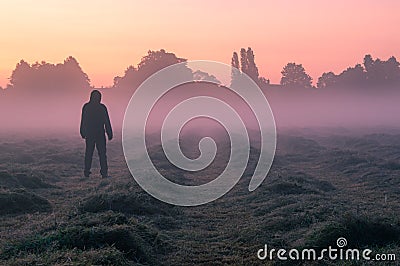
[84,134,108,176]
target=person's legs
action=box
[96,134,108,177]
[84,138,96,177]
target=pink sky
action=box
[0,0,399,87]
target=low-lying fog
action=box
[1,82,399,138]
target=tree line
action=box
[5,56,91,94]
[2,48,400,93]
[316,55,400,88]
[230,48,400,89]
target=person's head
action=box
[90,90,102,103]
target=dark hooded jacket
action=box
[80,91,113,139]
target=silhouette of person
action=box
[80,90,113,178]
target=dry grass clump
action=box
[1,211,171,265]
[0,190,52,215]
[307,214,400,249]
[79,192,180,216]
[0,170,54,189]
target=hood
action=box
[89,90,102,104]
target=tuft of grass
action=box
[0,190,52,215]
[267,182,316,195]
[4,246,137,266]
[79,192,180,217]
[306,214,400,249]
[73,211,129,227]
[1,219,170,265]
[0,171,54,189]
[152,216,181,230]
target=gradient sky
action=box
[0,0,399,87]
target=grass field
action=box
[0,129,399,265]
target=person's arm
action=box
[104,106,113,140]
[80,105,87,139]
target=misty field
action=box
[0,129,399,265]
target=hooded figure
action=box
[80,90,113,178]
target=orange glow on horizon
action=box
[0,0,399,88]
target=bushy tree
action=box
[113,65,138,89]
[8,57,91,94]
[137,49,186,74]
[113,49,191,91]
[258,77,270,86]
[317,72,337,88]
[363,54,400,83]
[337,64,366,86]
[280,63,313,88]
[193,70,219,83]
[9,60,31,89]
